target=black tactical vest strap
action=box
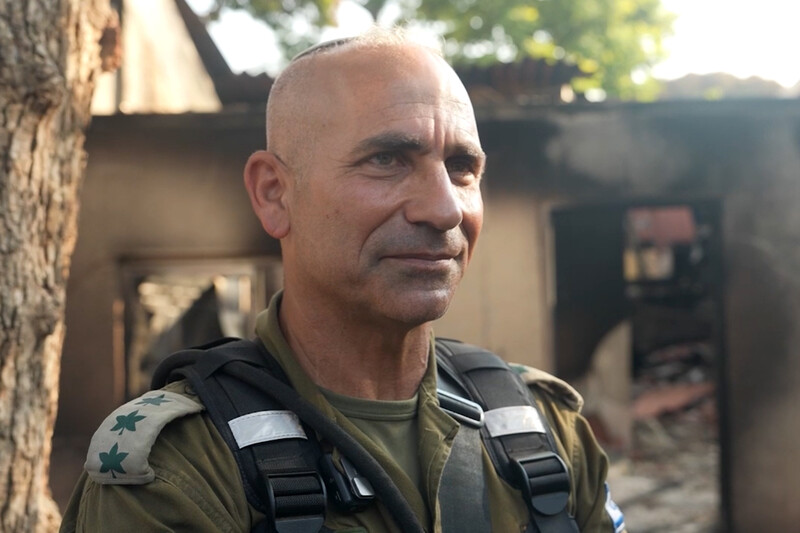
[438,409,490,532]
[435,338,579,533]
[153,337,578,533]
[154,338,327,533]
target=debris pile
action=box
[608,341,720,533]
[632,342,716,421]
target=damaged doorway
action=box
[550,201,725,532]
[118,257,283,399]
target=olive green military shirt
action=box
[61,294,626,533]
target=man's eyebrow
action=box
[451,143,486,161]
[350,132,427,158]
[349,132,486,162]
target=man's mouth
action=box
[387,252,456,261]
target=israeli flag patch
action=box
[605,483,626,533]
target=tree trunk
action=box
[0,0,112,531]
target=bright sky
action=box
[654,0,800,87]
[189,0,800,88]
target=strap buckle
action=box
[266,471,327,533]
[437,388,485,428]
[319,453,375,512]
[513,452,571,516]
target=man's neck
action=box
[278,291,431,401]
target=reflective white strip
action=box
[484,406,546,437]
[228,410,307,449]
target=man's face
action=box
[281,46,485,327]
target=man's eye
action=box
[369,152,398,166]
[446,157,478,181]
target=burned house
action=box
[53,1,800,531]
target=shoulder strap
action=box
[84,388,204,485]
[154,338,326,533]
[435,338,579,533]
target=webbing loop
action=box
[513,452,571,516]
[266,471,327,533]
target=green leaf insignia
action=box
[99,443,129,479]
[136,393,171,407]
[110,410,146,435]
[510,364,526,375]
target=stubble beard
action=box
[360,255,464,327]
[362,227,469,325]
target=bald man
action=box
[61,28,626,533]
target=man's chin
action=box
[377,289,455,326]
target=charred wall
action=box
[478,99,800,532]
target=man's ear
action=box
[243,150,291,239]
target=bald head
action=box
[265,28,455,177]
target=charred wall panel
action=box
[475,99,800,532]
[58,112,278,437]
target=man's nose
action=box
[404,164,463,231]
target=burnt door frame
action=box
[549,197,729,531]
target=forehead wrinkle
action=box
[366,100,479,137]
[374,96,474,117]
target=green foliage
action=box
[205,0,674,100]
[410,0,674,100]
